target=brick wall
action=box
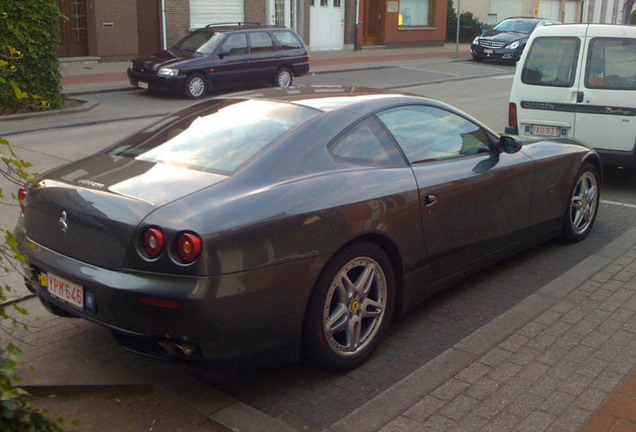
[165,0,190,47]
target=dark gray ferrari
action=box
[15,86,601,371]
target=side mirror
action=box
[218,51,230,59]
[499,135,522,154]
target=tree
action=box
[446,0,484,43]
[0,0,62,115]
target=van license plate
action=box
[530,124,560,137]
[137,81,149,89]
[47,272,84,309]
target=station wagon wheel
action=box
[303,242,395,371]
[273,67,293,88]
[184,73,207,99]
[562,163,600,242]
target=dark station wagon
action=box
[127,23,310,99]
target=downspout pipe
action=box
[161,0,168,49]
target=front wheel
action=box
[303,242,395,371]
[273,67,293,88]
[184,73,207,99]
[562,163,600,242]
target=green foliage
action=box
[446,0,484,42]
[0,32,62,432]
[631,10,636,25]
[0,0,63,114]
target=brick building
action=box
[56,0,448,58]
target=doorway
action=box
[310,0,345,50]
[57,0,88,57]
[361,0,382,45]
[137,0,162,56]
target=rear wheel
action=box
[303,242,395,371]
[273,67,293,88]
[562,163,600,242]
[184,73,207,99]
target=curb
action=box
[328,226,636,432]
[0,98,99,122]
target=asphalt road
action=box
[3,59,636,431]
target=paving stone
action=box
[509,346,541,367]
[535,346,568,366]
[544,321,573,337]
[570,319,599,337]
[446,413,488,432]
[516,362,550,382]
[528,374,562,397]
[578,356,609,379]
[478,412,519,432]
[553,406,591,431]
[573,387,609,411]
[472,393,509,419]
[577,280,602,293]
[378,415,422,432]
[456,362,492,384]
[465,378,501,401]
[539,391,575,417]
[589,286,614,300]
[553,332,585,350]
[505,393,545,418]
[535,310,562,326]
[561,373,594,396]
[431,379,471,402]
[421,414,455,432]
[439,395,478,421]
[526,334,558,351]
[591,272,613,284]
[479,348,511,368]
[548,360,579,380]
[517,322,546,340]
[403,395,445,422]
[499,334,530,353]
[562,308,587,325]
[487,361,523,383]
[497,378,532,401]
[565,344,596,364]
[551,300,576,314]
[608,354,636,375]
[585,308,613,324]
[592,370,628,393]
[514,410,556,432]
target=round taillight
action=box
[18,187,27,213]
[177,232,202,263]
[143,227,165,258]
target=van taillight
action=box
[508,103,518,128]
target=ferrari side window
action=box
[329,116,405,167]
[377,105,490,164]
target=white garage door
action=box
[490,0,523,23]
[190,0,245,29]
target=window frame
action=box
[584,37,636,91]
[521,36,581,88]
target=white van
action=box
[506,24,636,167]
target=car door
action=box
[246,31,278,82]
[377,105,535,277]
[574,26,636,154]
[515,26,585,140]
[211,32,251,86]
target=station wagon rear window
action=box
[522,37,580,87]
[112,100,320,174]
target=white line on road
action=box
[398,66,458,76]
[601,200,636,209]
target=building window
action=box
[398,0,431,26]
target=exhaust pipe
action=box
[157,341,199,359]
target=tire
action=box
[472,54,483,62]
[184,73,207,99]
[273,67,293,88]
[303,242,395,371]
[562,163,600,242]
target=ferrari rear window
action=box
[112,99,319,174]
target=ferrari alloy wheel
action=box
[303,242,394,371]
[184,73,207,99]
[563,163,600,242]
[274,67,293,88]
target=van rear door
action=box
[574,26,636,155]
[513,25,586,140]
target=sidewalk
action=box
[4,44,636,432]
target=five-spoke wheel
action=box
[303,242,394,371]
[563,163,600,242]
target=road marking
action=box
[398,66,458,76]
[601,199,636,209]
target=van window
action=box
[522,37,580,87]
[585,38,636,90]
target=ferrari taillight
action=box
[143,227,165,258]
[508,102,518,129]
[18,187,27,213]
[177,232,202,263]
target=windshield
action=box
[493,19,538,35]
[172,31,224,54]
[112,100,320,174]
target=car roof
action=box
[197,23,286,32]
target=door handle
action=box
[425,194,437,207]
[577,91,584,103]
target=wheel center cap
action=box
[351,300,360,313]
